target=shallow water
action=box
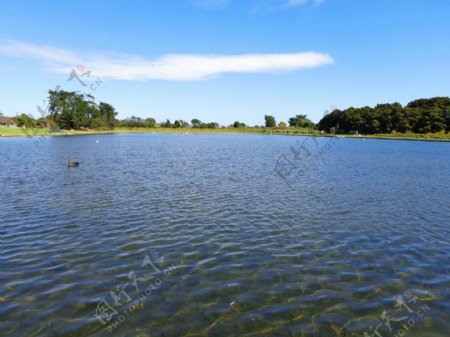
[0,133,449,337]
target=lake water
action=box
[1,133,449,337]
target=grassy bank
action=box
[111,127,320,135]
[0,126,115,137]
[0,126,51,137]
[1,126,449,142]
[345,133,450,141]
[0,126,314,137]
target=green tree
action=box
[13,114,36,128]
[145,118,156,128]
[98,102,117,129]
[317,97,450,134]
[191,119,201,128]
[36,117,48,127]
[288,115,314,128]
[161,119,172,128]
[232,121,247,128]
[446,107,450,132]
[47,90,117,130]
[278,121,287,129]
[121,116,146,128]
[264,115,276,128]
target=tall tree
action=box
[47,90,117,130]
[264,115,276,128]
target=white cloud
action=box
[0,40,334,81]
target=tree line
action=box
[119,117,220,129]
[9,89,317,130]
[317,97,450,134]
[9,90,450,134]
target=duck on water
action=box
[65,157,80,168]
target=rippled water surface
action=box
[1,133,449,337]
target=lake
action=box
[0,133,449,337]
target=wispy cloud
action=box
[0,40,334,81]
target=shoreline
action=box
[1,128,449,142]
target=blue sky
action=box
[0,0,449,125]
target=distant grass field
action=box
[109,128,450,140]
[357,132,450,141]
[1,125,448,141]
[0,126,114,138]
[0,126,51,137]
[110,127,321,136]
[111,127,269,134]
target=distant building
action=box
[0,116,17,127]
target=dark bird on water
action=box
[65,157,80,168]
